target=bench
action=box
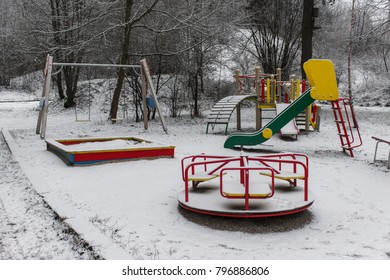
[186,171,225,188]
[222,182,272,198]
[372,136,390,169]
[260,170,305,180]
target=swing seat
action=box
[75,118,91,122]
[146,96,157,109]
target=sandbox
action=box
[45,136,175,166]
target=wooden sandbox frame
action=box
[45,136,175,166]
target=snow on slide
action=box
[275,103,299,137]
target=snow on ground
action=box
[1,89,390,260]
[0,90,39,102]
[0,135,100,260]
[0,91,100,260]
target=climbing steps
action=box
[331,98,362,157]
[206,95,256,134]
[295,112,307,128]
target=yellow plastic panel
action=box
[303,59,339,101]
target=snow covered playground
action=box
[1,59,390,260]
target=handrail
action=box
[183,157,241,202]
[250,153,309,175]
[250,157,309,201]
[340,98,363,149]
[181,154,231,181]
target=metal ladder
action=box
[330,98,362,157]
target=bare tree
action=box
[109,0,160,122]
[10,0,117,106]
[301,0,315,80]
[347,0,357,105]
[165,0,242,117]
[48,0,117,107]
[245,0,303,79]
[0,0,14,86]
[370,0,390,73]
[121,0,241,118]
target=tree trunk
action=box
[347,0,356,104]
[348,0,357,127]
[63,66,80,108]
[193,72,199,117]
[109,0,159,121]
[109,0,134,122]
[50,0,86,107]
[301,0,314,80]
[56,72,65,99]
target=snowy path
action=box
[0,133,98,259]
[0,91,99,259]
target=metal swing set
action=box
[36,55,168,139]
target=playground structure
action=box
[224,59,362,157]
[178,153,312,218]
[179,59,362,219]
[206,67,320,135]
[36,55,168,140]
[46,136,175,166]
[276,103,300,139]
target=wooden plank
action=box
[214,101,238,104]
[215,104,238,107]
[187,172,220,182]
[207,118,231,121]
[211,108,235,111]
[208,111,232,114]
[207,119,230,123]
[208,113,232,117]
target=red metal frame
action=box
[178,201,314,218]
[181,153,310,208]
[182,156,241,202]
[181,154,234,181]
[261,78,266,103]
[331,98,362,157]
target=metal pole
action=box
[235,69,241,131]
[255,67,261,130]
[52,62,141,69]
[276,68,282,102]
[141,67,148,130]
[40,55,53,139]
[140,59,168,133]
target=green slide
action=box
[224,59,339,149]
[224,90,315,148]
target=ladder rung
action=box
[338,133,348,137]
[335,120,344,123]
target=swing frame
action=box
[36,55,168,139]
